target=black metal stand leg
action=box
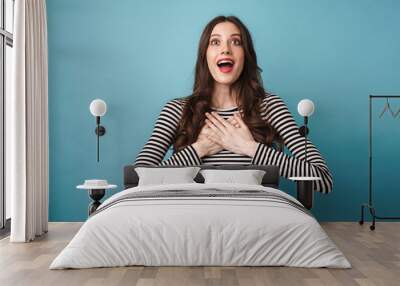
[89,201,102,216]
[88,189,105,216]
[369,207,376,231]
[296,180,313,210]
[360,203,400,231]
[359,205,364,225]
[359,204,377,231]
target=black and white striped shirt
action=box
[134,94,333,193]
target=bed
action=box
[49,165,350,269]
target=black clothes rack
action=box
[359,95,400,230]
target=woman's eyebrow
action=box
[210,33,241,38]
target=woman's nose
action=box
[221,41,232,55]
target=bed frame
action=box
[123,164,314,209]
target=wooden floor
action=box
[0,222,399,286]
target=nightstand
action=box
[289,176,322,210]
[77,180,117,216]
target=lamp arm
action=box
[304,116,308,162]
[97,117,100,162]
[304,129,307,162]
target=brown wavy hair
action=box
[173,15,280,152]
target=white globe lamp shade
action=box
[297,99,315,117]
[90,99,107,117]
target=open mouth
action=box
[217,59,234,73]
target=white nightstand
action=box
[77,179,117,216]
[289,176,322,210]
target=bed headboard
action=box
[123,164,280,189]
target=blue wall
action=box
[47,0,400,221]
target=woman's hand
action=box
[226,116,240,128]
[192,124,224,158]
[205,112,259,157]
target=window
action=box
[0,0,14,233]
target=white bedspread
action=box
[50,183,351,269]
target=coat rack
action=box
[359,95,400,230]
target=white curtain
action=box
[8,0,49,242]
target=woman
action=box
[134,15,332,194]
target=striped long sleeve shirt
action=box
[134,94,333,193]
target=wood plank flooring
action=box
[0,222,399,286]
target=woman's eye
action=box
[210,39,219,45]
[232,39,242,45]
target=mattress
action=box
[50,183,350,269]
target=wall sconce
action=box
[297,99,315,161]
[291,99,320,210]
[89,99,107,162]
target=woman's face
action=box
[206,21,245,86]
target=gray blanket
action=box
[91,189,310,217]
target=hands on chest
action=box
[192,111,258,158]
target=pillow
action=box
[200,169,266,185]
[135,167,201,186]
